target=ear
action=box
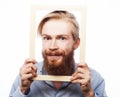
[73,38,80,50]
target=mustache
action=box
[45,50,65,56]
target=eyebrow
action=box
[41,34,50,37]
[41,34,69,38]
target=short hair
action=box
[37,10,79,41]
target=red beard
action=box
[42,49,74,76]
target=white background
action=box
[0,0,120,97]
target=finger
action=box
[23,67,33,74]
[24,58,37,64]
[71,69,91,82]
[20,65,37,77]
[24,63,37,72]
[71,73,84,81]
[20,63,37,78]
[72,67,85,77]
[71,71,90,81]
[77,67,85,74]
[77,63,90,73]
[29,67,37,77]
[21,73,35,80]
[77,62,87,68]
[23,67,37,77]
[71,78,88,85]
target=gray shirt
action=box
[9,62,107,97]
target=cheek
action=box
[61,45,74,55]
[42,45,47,55]
[64,42,74,49]
[42,42,48,50]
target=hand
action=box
[20,58,37,94]
[71,63,94,97]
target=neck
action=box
[53,81,63,90]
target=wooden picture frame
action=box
[29,4,87,81]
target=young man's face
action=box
[41,20,79,75]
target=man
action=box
[9,10,107,97]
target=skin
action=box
[20,58,37,94]
[20,20,94,97]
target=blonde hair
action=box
[37,10,79,41]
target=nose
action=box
[49,39,58,50]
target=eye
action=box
[59,37,66,40]
[42,36,51,40]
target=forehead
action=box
[41,20,73,36]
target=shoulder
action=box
[89,67,106,90]
[90,67,104,81]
